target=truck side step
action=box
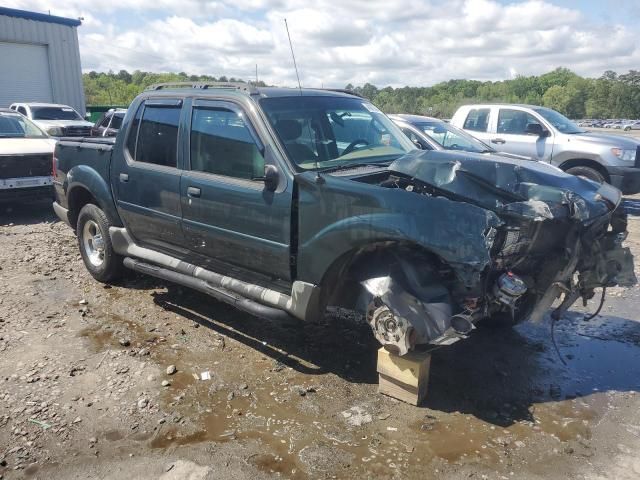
[123,257,294,322]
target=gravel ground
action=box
[1,197,640,479]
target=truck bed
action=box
[55,137,115,184]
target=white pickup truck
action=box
[451,104,640,194]
[9,102,93,137]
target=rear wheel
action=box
[76,204,123,282]
[565,165,606,184]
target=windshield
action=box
[533,107,583,134]
[0,112,48,138]
[32,106,83,121]
[416,120,493,153]
[259,96,415,170]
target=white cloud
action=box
[4,0,639,86]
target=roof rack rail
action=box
[144,82,259,94]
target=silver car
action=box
[451,104,640,194]
[622,121,640,132]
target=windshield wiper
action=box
[319,160,393,173]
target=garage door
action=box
[0,42,53,108]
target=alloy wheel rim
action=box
[82,220,105,267]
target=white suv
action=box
[9,102,93,137]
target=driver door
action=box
[181,99,293,282]
[492,108,553,161]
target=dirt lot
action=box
[586,127,640,139]
[1,197,640,480]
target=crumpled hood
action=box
[389,150,621,222]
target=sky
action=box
[4,0,640,88]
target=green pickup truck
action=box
[52,83,635,356]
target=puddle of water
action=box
[104,430,124,441]
[76,290,640,478]
[248,453,301,477]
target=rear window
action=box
[0,112,47,138]
[463,108,490,132]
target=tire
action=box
[624,127,631,132]
[76,203,123,283]
[565,165,606,184]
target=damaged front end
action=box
[358,150,636,355]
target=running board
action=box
[109,227,321,321]
[123,258,294,322]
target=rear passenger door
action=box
[181,99,293,283]
[111,98,186,253]
[461,107,492,144]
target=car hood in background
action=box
[575,131,640,147]
[0,138,57,155]
[33,120,94,129]
[388,150,621,222]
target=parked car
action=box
[52,83,635,357]
[91,108,127,137]
[9,102,93,137]
[0,108,56,202]
[450,104,640,194]
[389,114,528,160]
[623,121,640,132]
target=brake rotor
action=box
[366,302,414,356]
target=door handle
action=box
[187,186,201,198]
[491,138,506,144]
[119,173,129,182]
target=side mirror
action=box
[263,164,279,192]
[412,139,425,150]
[525,123,548,137]
[85,112,91,120]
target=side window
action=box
[125,104,143,159]
[463,108,490,132]
[400,127,420,144]
[135,105,181,167]
[497,109,541,135]
[110,114,124,130]
[17,106,27,116]
[190,106,264,180]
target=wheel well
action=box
[67,187,99,229]
[318,241,451,311]
[558,159,610,182]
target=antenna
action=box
[284,18,302,93]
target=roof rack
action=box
[144,82,259,94]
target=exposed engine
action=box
[358,171,636,356]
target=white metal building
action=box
[0,7,85,113]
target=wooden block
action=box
[377,347,431,406]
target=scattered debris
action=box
[27,419,51,430]
[166,365,177,375]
